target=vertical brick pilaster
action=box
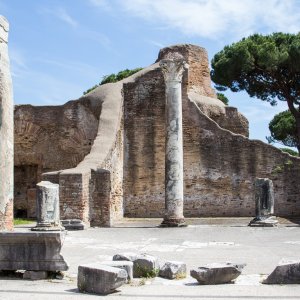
[90,169,111,227]
[59,170,91,225]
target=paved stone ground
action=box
[1,218,300,299]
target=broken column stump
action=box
[249,178,278,227]
[32,181,64,231]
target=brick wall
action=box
[59,171,90,224]
[123,45,300,218]
[123,69,166,217]
[14,98,100,216]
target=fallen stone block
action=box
[100,260,133,282]
[78,264,127,295]
[113,252,138,262]
[113,253,159,278]
[133,254,159,278]
[190,262,245,285]
[23,271,48,280]
[61,219,85,230]
[263,259,300,284]
[159,261,186,279]
[0,232,68,271]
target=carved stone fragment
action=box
[78,264,127,295]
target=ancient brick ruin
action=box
[13,44,300,226]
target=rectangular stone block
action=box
[78,264,127,295]
[100,260,133,282]
[0,232,68,271]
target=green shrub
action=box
[83,67,143,95]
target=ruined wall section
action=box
[183,95,300,217]
[124,44,300,217]
[190,92,249,137]
[0,16,13,230]
[123,66,166,217]
[44,77,135,226]
[124,75,300,217]
[14,98,100,217]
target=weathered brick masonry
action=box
[14,44,300,225]
[14,99,100,217]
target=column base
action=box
[31,222,65,231]
[160,218,187,227]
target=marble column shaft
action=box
[160,57,188,226]
[0,16,13,231]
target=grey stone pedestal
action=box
[0,232,68,271]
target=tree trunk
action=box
[286,96,300,156]
[296,116,300,156]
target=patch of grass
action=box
[135,264,159,278]
[175,272,187,280]
[14,218,35,225]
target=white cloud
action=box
[55,8,78,28]
[120,0,300,40]
[40,7,78,28]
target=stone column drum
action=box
[160,54,188,227]
[0,16,14,231]
[32,181,63,231]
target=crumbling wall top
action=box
[156,44,216,98]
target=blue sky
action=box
[1,0,300,146]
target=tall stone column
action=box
[0,16,14,231]
[160,54,188,227]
